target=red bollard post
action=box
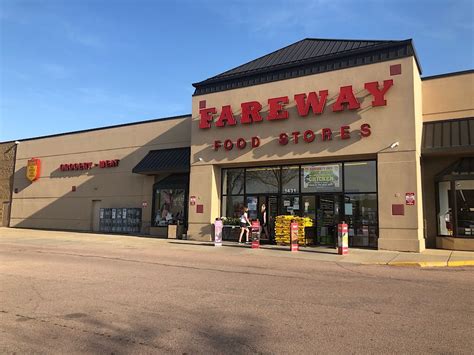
[290,221,299,252]
[338,222,349,255]
[251,220,260,249]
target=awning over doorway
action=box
[422,117,474,154]
[435,158,474,181]
[133,147,190,175]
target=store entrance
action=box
[246,195,278,243]
[302,194,342,246]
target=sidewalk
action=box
[172,239,474,267]
[1,227,473,267]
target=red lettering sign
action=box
[294,90,328,116]
[199,79,393,129]
[199,107,216,129]
[267,96,289,121]
[364,80,393,106]
[241,101,263,124]
[215,105,236,127]
[332,85,360,112]
[59,160,119,171]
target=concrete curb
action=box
[383,260,474,268]
[447,260,474,267]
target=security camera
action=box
[389,141,399,149]
[198,157,204,162]
[14,140,20,145]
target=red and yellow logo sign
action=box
[26,158,41,182]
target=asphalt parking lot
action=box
[1,228,473,354]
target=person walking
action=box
[239,206,251,244]
[259,203,269,240]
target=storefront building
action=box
[4,38,473,251]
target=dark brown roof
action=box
[422,117,474,154]
[132,147,190,175]
[193,38,420,95]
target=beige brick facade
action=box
[0,142,16,226]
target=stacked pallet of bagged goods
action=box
[274,216,313,245]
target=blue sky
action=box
[1,0,473,141]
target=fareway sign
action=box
[199,79,393,129]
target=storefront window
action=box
[153,189,185,226]
[436,158,474,238]
[222,169,244,195]
[455,180,474,237]
[282,166,299,194]
[301,163,343,193]
[246,167,280,194]
[222,160,378,247]
[222,195,244,218]
[344,161,377,192]
[344,194,378,247]
[280,195,300,215]
[438,181,452,236]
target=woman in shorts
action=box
[239,206,251,244]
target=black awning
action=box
[133,147,190,175]
[422,117,474,154]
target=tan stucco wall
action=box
[188,57,426,251]
[10,117,191,232]
[0,142,17,226]
[422,72,474,122]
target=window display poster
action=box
[293,197,299,210]
[344,203,353,215]
[247,196,257,212]
[246,197,258,220]
[303,165,340,189]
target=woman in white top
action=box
[239,206,251,244]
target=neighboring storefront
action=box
[4,38,473,251]
[7,115,191,235]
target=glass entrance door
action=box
[315,195,342,246]
[245,195,279,243]
[266,195,278,243]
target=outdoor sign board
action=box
[303,164,340,190]
[338,223,349,255]
[290,222,299,252]
[26,158,41,182]
[199,79,394,152]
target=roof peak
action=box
[302,37,405,42]
[193,38,418,95]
